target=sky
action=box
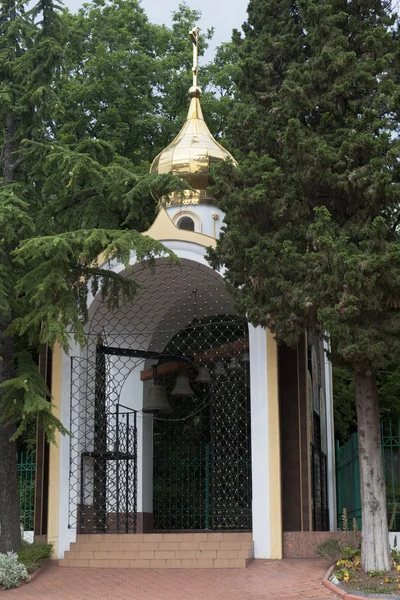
[63,0,249,60]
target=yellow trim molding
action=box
[97,208,216,270]
[145,207,216,247]
[47,343,62,557]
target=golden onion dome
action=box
[150,63,237,207]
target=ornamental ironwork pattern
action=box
[68,259,252,533]
[69,355,138,534]
[153,317,251,531]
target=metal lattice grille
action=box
[211,364,251,530]
[17,452,36,531]
[69,259,252,533]
[69,356,138,533]
[153,317,251,531]
[153,445,210,530]
[311,415,328,531]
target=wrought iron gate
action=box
[311,414,328,531]
[153,317,252,531]
[69,356,138,534]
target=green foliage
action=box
[209,0,400,572]
[1,0,224,451]
[378,367,400,420]
[342,507,349,533]
[22,139,190,233]
[0,0,234,556]
[317,538,360,567]
[0,552,30,590]
[333,365,400,443]
[201,41,241,144]
[316,538,344,561]
[18,540,53,574]
[342,546,361,561]
[0,184,34,316]
[391,546,400,564]
[0,351,68,442]
[357,584,394,593]
[12,228,175,349]
[210,0,400,374]
[56,0,214,163]
[332,367,357,443]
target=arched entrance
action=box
[153,315,251,532]
[68,258,252,534]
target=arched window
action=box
[177,216,195,231]
[172,210,201,232]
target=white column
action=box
[58,342,80,558]
[324,338,337,531]
[141,373,154,516]
[249,325,271,559]
[119,362,153,521]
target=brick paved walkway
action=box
[5,559,336,600]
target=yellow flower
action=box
[396,565,400,571]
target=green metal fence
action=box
[17,452,36,531]
[382,420,400,531]
[336,420,400,530]
[336,434,362,529]
[153,444,210,531]
[153,442,252,531]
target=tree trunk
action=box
[0,320,21,553]
[354,368,392,572]
[0,0,23,554]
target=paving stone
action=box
[4,559,336,600]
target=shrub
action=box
[0,552,30,590]
[18,540,53,574]
[316,539,344,561]
[316,538,361,562]
[342,546,360,561]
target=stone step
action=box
[72,532,252,543]
[59,533,253,569]
[64,548,253,560]
[59,557,250,568]
[68,541,252,552]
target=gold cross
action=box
[189,27,199,88]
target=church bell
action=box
[171,374,194,397]
[195,366,211,384]
[143,384,173,414]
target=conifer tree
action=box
[210,0,400,572]
[0,0,230,552]
[56,0,215,164]
[0,0,37,553]
[0,0,178,552]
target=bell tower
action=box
[150,28,236,238]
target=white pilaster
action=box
[119,362,152,515]
[324,338,337,531]
[58,343,79,558]
[249,324,271,558]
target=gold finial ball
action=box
[188,86,202,98]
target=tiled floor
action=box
[6,559,336,599]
